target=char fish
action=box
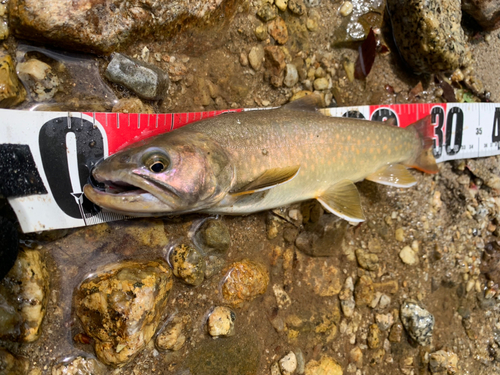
[83,96,438,222]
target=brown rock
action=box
[0,54,26,108]
[9,0,237,54]
[221,259,269,307]
[462,0,500,30]
[303,258,342,296]
[264,46,286,87]
[268,17,289,45]
[367,324,382,349]
[0,348,29,375]
[389,322,403,342]
[354,275,375,307]
[295,214,347,257]
[481,241,500,283]
[75,260,173,367]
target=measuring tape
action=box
[1,102,499,233]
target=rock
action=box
[400,301,435,346]
[467,158,500,190]
[0,54,26,108]
[280,351,298,375]
[75,260,173,367]
[264,46,286,87]
[305,0,321,6]
[257,3,277,21]
[9,0,234,54]
[349,347,363,368]
[288,209,302,222]
[185,335,260,375]
[207,306,236,337]
[395,227,405,242]
[284,64,299,87]
[305,355,343,375]
[283,225,299,243]
[296,349,306,374]
[354,275,375,307]
[389,322,403,342]
[306,17,318,31]
[378,294,391,309]
[156,315,189,351]
[386,0,471,73]
[266,214,282,240]
[313,77,329,90]
[273,284,292,309]
[221,259,269,307]
[169,244,206,286]
[51,356,107,375]
[249,45,265,71]
[112,98,154,114]
[0,247,49,342]
[399,246,418,265]
[376,313,394,331]
[481,241,500,284]
[104,53,169,100]
[462,0,500,30]
[339,1,353,16]
[429,349,459,374]
[239,52,248,67]
[300,200,324,224]
[367,323,382,349]
[276,0,289,11]
[16,58,59,102]
[339,277,355,317]
[0,13,8,40]
[0,348,29,375]
[268,17,288,45]
[295,214,347,257]
[255,24,268,40]
[288,0,306,15]
[303,258,342,296]
[355,248,379,271]
[195,219,231,254]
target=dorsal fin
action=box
[282,93,325,112]
[231,165,301,197]
[365,164,417,187]
[316,180,365,222]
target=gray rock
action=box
[249,45,265,71]
[195,219,231,254]
[400,301,435,346]
[105,53,169,100]
[387,0,471,73]
[284,64,299,87]
[295,214,348,257]
[462,0,500,30]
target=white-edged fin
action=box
[365,164,417,187]
[282,93,324,112]
[316,180,365,222]
[231,165,301,197]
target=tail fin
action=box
[405,115,439,174]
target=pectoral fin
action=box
[231,165,301,197]
[316,180,365,222]
[365,164,417,187]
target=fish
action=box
[83,95,438,222]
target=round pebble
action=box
[275,0,288,11]
[339,1,353,16]
[170,244,206,286]
[279,351,297,374]
[313,77,329,90]
[399,246,418,265]
[288,0,306,15]
[395,227,405,242]
[249,45,265,71]
[255,24,268,40]
[284,64,299,88]
[207,306,236,337]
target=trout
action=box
[83,96,438,222]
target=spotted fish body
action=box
[84,97,437,222]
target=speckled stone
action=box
[400,301,435,346]
[268,17,288,45]
[207,306,236,337]
[169,244,206,286]
[387,0,472,73]
[429,349,459,373]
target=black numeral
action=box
[445,107,464,156]
[431,106,444,159]
[492,108,500,148]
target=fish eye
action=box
[143,153,170,173]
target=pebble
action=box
[75,260,173,366]
[349,347,363,368]
[395,227,405,242]
[303,258,342,296]
[284,63,299,88]
[288,0,306,15]
[16,58,60,102]
[105,53,169,100]
[156,316,188,351]
[367,323,381,349]
[0,19,7,40]
[112,98,154,114]
[276,0,288,11]
[429,349,458,374]
[207,306,236,337]
[257,3,277,21]
[264,45,286,87]
[313,77,329,90]
[304,0,321,6]
[389,322,403,342]
[306,17,318,31]
[355,248,379,271]
[339,1,353,16]
[375,313,394,331]
[400,301,434,346]
[249,45,265,71]
[288,208,302,221]
[51,356,106,375]
[196,219,231,254]
[0,348,29,375]
[268,16,288,44]
[296,349,306,374]
[279,351,298,374]
[399,246,418,265]
[354,275,375,307]
[255,24,268,40]
[378,294,391,309]
[283,225,299,243]
[304,355,343,375]
[267,214,282,239]
[271,362,281,375]
[169,244,206,286]
[339,277,355,317]
[295,214,347,257]
[221,259,269,307]
[0,54,27,108]
[240,52,248,67]
[273,284,292,309]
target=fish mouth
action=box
[83,172,180,216]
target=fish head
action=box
[83,131,234,215]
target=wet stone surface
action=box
[169,244,206,286]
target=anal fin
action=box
[365,164,417,187]
[316,180,365,222]
[231,165,300,197]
